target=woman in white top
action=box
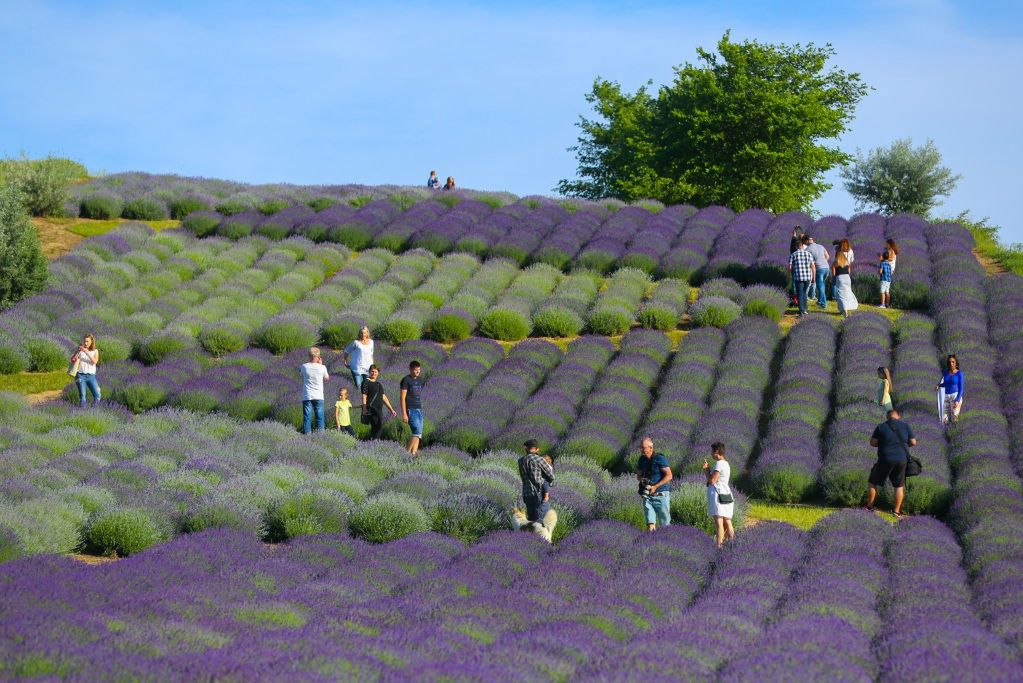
[74,334,101,407]
[343,326,375,390]
[702,441,735,548]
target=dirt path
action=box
[32,217,87,259]
[974,249,1006,276]
[26,389,64,405]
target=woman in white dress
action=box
[832,251,858,317]
[703,441,735,548]
[343,326,375,390]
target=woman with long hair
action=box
[937,355,964,426]
[885,238,899,273]
[877,366,893,415]
[838,238,854,264]
[833,250,858,317]
[343,326,374,390]
[74,334,101,407]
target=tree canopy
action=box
[556,32,870,212]
[841,138,960,217]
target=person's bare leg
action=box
[715,517,725,547]
[894,486,904,516]
[866,485,877,510]
[724,519,735,542]
[408,436,420,455]
[648,523,656,532]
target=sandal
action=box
[894,511,904,520]
[865,506,874,513]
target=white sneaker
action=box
[879,305,887,309]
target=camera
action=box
[638,477,652,496]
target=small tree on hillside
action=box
[0,184,48,311]
[841,138,960,217]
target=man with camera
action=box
[637,437,673,532]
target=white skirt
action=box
[834,274,858,313]
[707,486,734,519]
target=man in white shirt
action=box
[300,347,330,434]
[805,236,831,309]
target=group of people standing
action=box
[517,436,736,548]
[427,171,456,191]
[298,326,424,454]
[788,226,900,317]
[867,354,964,517]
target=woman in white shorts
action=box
[703,441,735,548]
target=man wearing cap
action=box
[518,439,555,522]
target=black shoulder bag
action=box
[887,421,923,477]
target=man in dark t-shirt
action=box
[867,409,917,518]
[400,360,425,455]
[637,437,673,531]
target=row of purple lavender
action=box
[180,191,946,303]
[2,511,1018,680]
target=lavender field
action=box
[3,175,1023,679]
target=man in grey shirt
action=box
[805,236,831,309]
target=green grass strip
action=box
[746,501,896,529]
[67,218,180,238]
[0,371,71,395]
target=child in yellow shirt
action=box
[335,388,354,436]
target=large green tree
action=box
[0,184,48,311]
[841,138,960,217]
[557,32,870,212]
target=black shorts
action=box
[869,460,907,488]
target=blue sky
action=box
[2,1,1021,242]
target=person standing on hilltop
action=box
[427,171,440,189]
[805,235,831,309]
[832,249,858,317]
[788,226,804,306]
[443,176,456,190]
[789,236,816,317]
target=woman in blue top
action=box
[937,354,964,426]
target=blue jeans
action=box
[523,494,550,523]
[814,269,828,307]
[643,492,671,528]
[407,408,423,438]
[350,371,367,390]
[76,373,101,406]
[794,280,810,315]
[302,399,325,434]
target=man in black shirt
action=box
[867,409,917,518]
[400,360,425,455]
